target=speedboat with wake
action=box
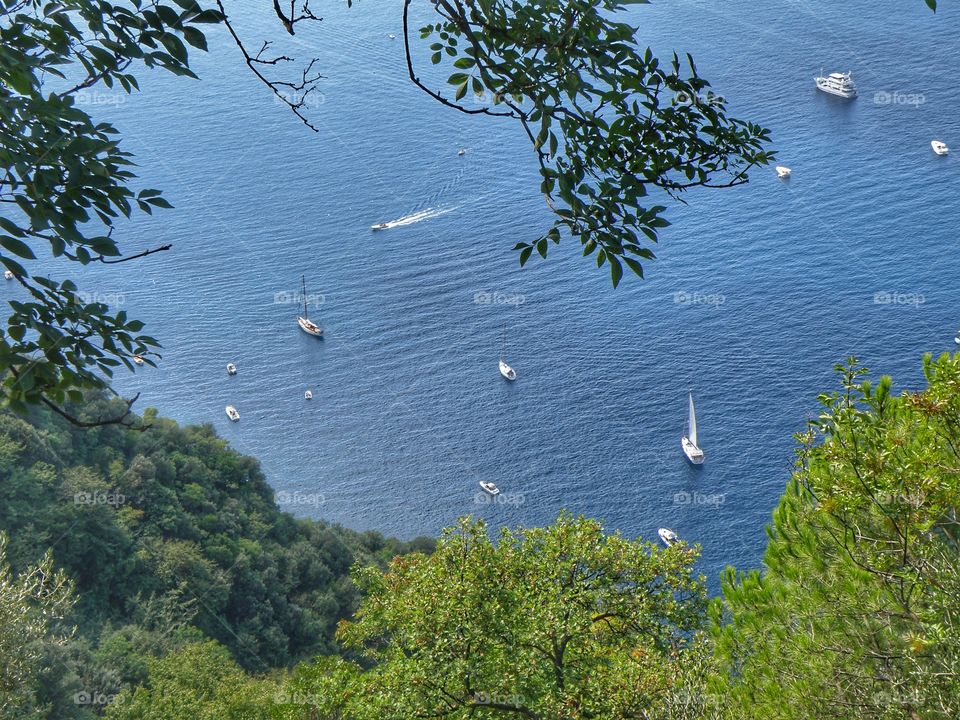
[371,222,390,231]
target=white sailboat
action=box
[498,327,517,381]
[297,275,323,338]
[681,392,705,464]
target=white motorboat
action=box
[226,363,237,375]
[133,355,144,366]
[681,392,705,465]
[814,70,857,99]
[776,166,792,178]
[932,140,950,155]
[954,333,960,345]
[371,222,390,231]
[297,275,323,337]
[458,148,466,156]
[225,405,240,422]
[304,389,313,400]
[499,359,517,381]
[3,270,13,280]
[479,481,500,496]
[658,528,679,546]
[387,33,396,40]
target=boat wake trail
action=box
[374,206,456,230]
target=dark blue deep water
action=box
[12,1,960,582]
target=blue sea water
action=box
[12,1,960,584]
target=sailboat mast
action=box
[688,392,698,447]
[301,275,308,318]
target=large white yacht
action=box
[815,70,857,99]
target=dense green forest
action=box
[2,354,959,718]
[0,396,432,719]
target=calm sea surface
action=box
[15,0,960,583]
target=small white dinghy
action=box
[479,481,500,496]
[499,359,517,381]
[658,528,679,547]
[776,166,792,178]
[3,270,13,280]
[458,148,466,156]
[226,363,237,375]
[932,140,950,156]
[133,355,144,366]
[225,405,240,422]
[304,390,313,400]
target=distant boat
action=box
[304,389,313,400]
[297,275,323,338]
[371,222,389,231]
[932,140,950,155]
[3,270,12,280]
[499,326,517,380]
[387,33,396,40]
[133,355,144,366]
[479,481,500,496]
[658,528,679,546]
[776,166,792,178]
[225,405,240,422]
[954,332,960,345]
[226,363,237,375]
[458,148,466,156]
[815,70,857,99]
[681,392,705,465]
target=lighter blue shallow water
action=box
[11,1,960,582]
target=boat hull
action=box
[499,360,517,381]
[298,316,324,337]
[681,436,705,465]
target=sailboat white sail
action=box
[681,391,705,464]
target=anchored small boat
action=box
[225,405,240,422]
[776,166,792,178]
[658,528,679,546]
[814,70,857,99]
[681,392,705,465]
[458,148,466,156]
[226,363,237,375]
[133,355,144,366]
[479,481,500,496]
[932,140,950,156]
[304,390,313,400]
[3,270,13,280]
